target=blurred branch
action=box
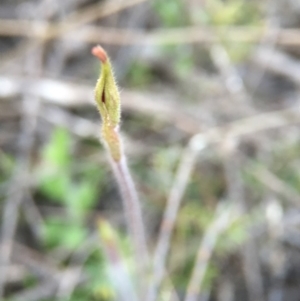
[9,242,87,301]
[208,31,265,299]
[0,0,149,69]
[146,97,300,300]
[0,76,199,134]
[252,47,300,85]
[56,267,83,301]
[0,0,149,42]
[2,76,300,137]
[39,105,100,138]
[190,105,300,144]
[0,22,270,45]
[21,194,45,241]
[39,105,151,157]
[98,219,139,301]
[184,204,236,301]
[265,199,285,301]
[147,144,203,301]
[63,0,149,27]
[12,281,58,301]
[11,242,59,278]
[250,165,300,207]
[0,46,43,296]
[223,148,264,301]
[2,22,300,46]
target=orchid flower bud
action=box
[92,45,122,161]
[92,45,121,128]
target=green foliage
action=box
[42,128,71,168]
[174,50,194,77]
[271,141,300,193]
[41,217,87,249]
[84,252,115,301]
[0,152,15,197]
[169,203,223,290]
[32,127,119,301]
[153,0,261,63]
[66,181,98,218]
[206,0,261,62]
[152,146,181,194]
[206,0,261,26]
[244,141,300,201]
[217,217,248,253]
[153,0,187,27]
[0,151,14,176]
[38,128,71,202]
[126,62,154,87]
[178,203,214,232]
[36,128,103,248]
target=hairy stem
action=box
[111,155,149,263]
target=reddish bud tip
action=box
[92,45,107,63]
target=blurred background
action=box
[2,0,300,300]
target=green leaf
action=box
[66,181,98,219]
[42,218,87,249]
[63,223,87,249]
[39,172,71,203]
[42,128,71,168]
[37,127,72,202]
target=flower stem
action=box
[92,45,149,292]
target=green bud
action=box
[92,45,122,161]
[92,45,121,128]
